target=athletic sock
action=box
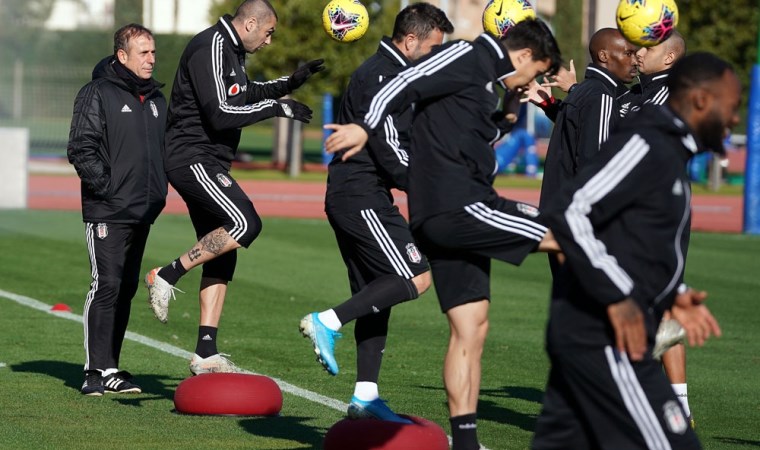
[333,274,419,325]
[195,326,218,358]
[317,309,342,331]
[102,368,118,377]
[353,382,379,402]
[450,413,479,450]
[157,258,187,286]
[672,383,691,417]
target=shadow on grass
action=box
[712,437,760,447]
[238,415,326,449]
[11,359,183,403]
[418,384,542,432]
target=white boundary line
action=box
[1,288,492,450]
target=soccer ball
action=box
[616,0,679,47]
[322,0,370,43]
[482,0,537,38]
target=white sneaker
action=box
[653,319,686,360]
[145,267,182,323]
[189,353,253,376]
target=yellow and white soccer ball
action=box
[616,0,679,47]
[482,0,536,38]
[322,0,370,43]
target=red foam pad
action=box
[324,416,449,450]
[174,373,282,416]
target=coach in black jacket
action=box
[533,52,733,450]
[145,0,323,376]
[67,24,167,396]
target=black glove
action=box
[277,99,313,123]
[288,59,325,91]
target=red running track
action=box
[28,175,744,233]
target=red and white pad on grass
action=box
[174,373,282,416]
[324,416,449,450]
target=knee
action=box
[234,211,262,248]
[412,271,432,295]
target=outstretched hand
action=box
[543,59,577,93]
[277,99,313,123]
[607,298,646,361]
[670,287,721,347]
[522,79,553,105]
[289,59,326,90]
[323,123,369,161]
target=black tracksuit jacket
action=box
[619,69,671,116]
[360,33,516,229]
[164,15,294,172]
[539,64,630,209]
[67,56,167,224]
[543,105,701,350]
[325,37,413,215]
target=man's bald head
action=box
[636,30,687,75]
[589,28,639,82]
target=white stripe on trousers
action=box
[189,163,248,243]
[83,223,98,370]
[605,346,672,450]
[360,209,414,279]
[464,202,547,241]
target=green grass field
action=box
[0,210,758,449]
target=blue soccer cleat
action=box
[299,313,342,375]
[347,396,413,424]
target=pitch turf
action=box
[0,210,757,449]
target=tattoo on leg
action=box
[200,228,229,256]
[188,248,202,262]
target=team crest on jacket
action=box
[96,223,108,239]
[662,400,688,434]
[216,173,232,188]
[516,203,539,218]
[228,83,241,97]
[149,100,158,118]
[406,243,422,263]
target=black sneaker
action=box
[103,371,142,394]
[81,370,104,396]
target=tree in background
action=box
[114,0,142,28]
[210,0,398,109]
[678,0,758,132]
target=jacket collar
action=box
[585,63,629,97]
[476,33,516,88]
[377,36,411,67]
[639,69,669,89]
[218,15,246,56]
[655,105,706,158]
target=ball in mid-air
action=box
[322,0,369,43]
[616,0,679,47]
[482,0,537,38]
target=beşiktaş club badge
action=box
[216,173,232,188]
[517,203,540,218]
[150,100,158,118]
[96,223,108,239]
[406,243,422,263]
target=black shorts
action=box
[328,206,428,294]
[168,161,262,280]
[414,198,546,312]
[532,346,700,450]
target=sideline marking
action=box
[0,288,490,449]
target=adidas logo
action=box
[458,423,477,430]
[121,104,132,112]
[371,306,380,313]
[201,334,213,341]
[672,180,683,196]
[230,69,236,77]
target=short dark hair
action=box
[502,18,562,76]
[667,52,734,101]
[114,23,154,55]
[234,0,278,22]
[392,2,454,42]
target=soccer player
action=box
[324,19,562,450]
[144,0,322,375]
[299,3,453,423]
[67,24,167,395]
[532,52,732,449]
